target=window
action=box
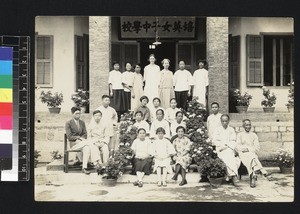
[75,34,89,90]
[111,43,139,72]
[35,36,53,87]
[246,34,294,87]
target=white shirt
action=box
[96,105,118,127]
[131,138,153,159]
[170,120,186,137]
[193,68,209,105]
[207,113,222,140]
[173,69,194,91]
[150,119,171,139]
[165,107,181,123]
[133,120,150,134]
[108,70,123,90]
[122,71,134,92]
[150,106,165,122]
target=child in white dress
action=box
[153,127,176,187]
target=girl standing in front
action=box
[131,128,153,187]
[153,127,176,187]
[158,59,174,109]
[108,62,126,117]
[172,126,192,186]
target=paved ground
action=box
[35,167,294,202]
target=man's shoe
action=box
[232,176,240,187]
[133,181,139,186]
[73,161,82,167]
[82,168,91,175]
[171,174,178,181]
[179,179,187,186]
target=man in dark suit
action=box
[65,107,96,174]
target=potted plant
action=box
[97,149,130,186]
[71,89,89,113]
[261,86,276,112]
[274,148,294,174]
[34,150,41,168]
[286,82,294,113]
[40,90,64,114]
[231,89,252,113]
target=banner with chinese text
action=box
[120,17,196,39]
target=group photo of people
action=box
[65,54,272,189]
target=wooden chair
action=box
[64,133,82,173]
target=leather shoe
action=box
[179,179,187,186]
[133,181,139,186]
[138,181,143,187]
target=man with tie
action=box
[65,106,100,174]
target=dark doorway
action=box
[140,41,176,74]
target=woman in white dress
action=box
[131,64,144,111]
[143,54,160,109]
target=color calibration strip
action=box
[0,46,13,174]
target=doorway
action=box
[140,41,176,73]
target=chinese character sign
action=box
[120,17,196,38]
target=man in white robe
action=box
[236,119,272,187]
[207,102,222,141]
[213,114,241,186]
[193,61,208,107]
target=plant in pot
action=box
[97,149,130,186]
[231,89,252,113]
[40,90,63,114]
[261,86,276,113]
[274,148,294,174]
[286,82,294,113]
[34,150,41,168]
[71,89,89,113]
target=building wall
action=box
[207,17,229,113]
[35,16,89,112]
[229,17,294,111]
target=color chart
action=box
[0,47,13,176]
[0,36,30,181]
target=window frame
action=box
[35,35,54,88]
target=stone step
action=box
[35,165,282,186]
[229,112,293,122]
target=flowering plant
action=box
[71,89,89,107]
[286,82,294,107]
[231,89,252,106]
[40,90,63,108]
[198,157,227,178]
[261,87,276,107]
[97,157,125,179]
[274,148,294,168]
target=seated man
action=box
[236,119,272,188]
[87,110,110,165]
[65,107,100,174]
[213,114,241,186]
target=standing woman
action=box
[108,62,126,117]
[158,59,175,109]
[143,54,160,110]
[122,62,134,112]
[131,64,144,111]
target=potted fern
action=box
[40,90,64,114]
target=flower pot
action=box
[80,106,87,114]
[236,106,248,113]
[101,178,118,187]
[208,177,224,188]
[287,106,294,114]
[263,107,275,113]
[48,107,61,114]
[279,166,293,174]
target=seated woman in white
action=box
[213,114,241,187]
[150,109,170,140]
[170,111,186,137]
[165,98,181,124]
[133,111,150,135]
[149,97,165,122]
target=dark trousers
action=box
[175,91,188,110]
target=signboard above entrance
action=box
[120,17,196,39]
